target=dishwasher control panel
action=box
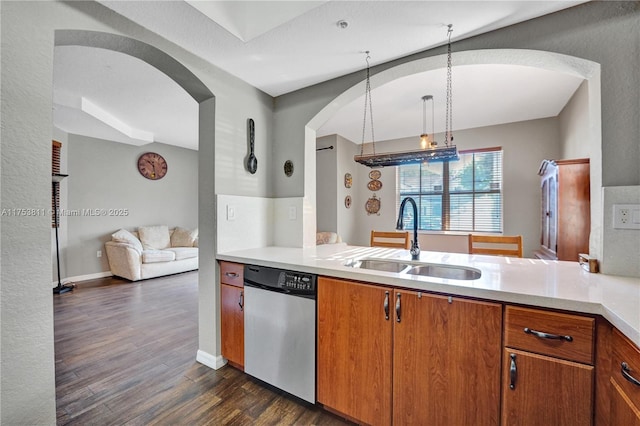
[279,271,316,293]
[244,264,317,297]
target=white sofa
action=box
[105,225,198,281]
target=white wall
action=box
[559,80,590,159]
[65,134,198,280]
[326,118,560,257]
[1,2,273,423]
[602,186,640,277]
[276,1,639,274]
[316,136,337,232]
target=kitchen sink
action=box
[351,259,412,273]
[346,258,481,280]
[405,264,481,280]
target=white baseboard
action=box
[196,350,227,370]
[52,271,113,287]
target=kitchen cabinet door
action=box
[609,328,640,425]
[610,379,640,425]
[502,348,594,426]
[393,291,502,425]
[221,283,244,369]
[317,277,393,426]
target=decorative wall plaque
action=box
[344,173,352,188]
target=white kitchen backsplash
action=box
[601,185,640,277]
[216,194,305,252]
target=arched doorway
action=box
[306,49,602,259]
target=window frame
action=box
[396,147,503,233]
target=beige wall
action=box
[321,118,561,257]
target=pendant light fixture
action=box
[420,95,435,150]
[355,25,459,168]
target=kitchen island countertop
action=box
[217,244,640,346]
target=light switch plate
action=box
[226,204,236,221]
[613,204,640,230]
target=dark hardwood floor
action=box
[54,272,351,425]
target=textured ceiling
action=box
[53,1,589,149]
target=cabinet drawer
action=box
[220,261,243,287]
[611,328,640,409]
[505,306,594,364]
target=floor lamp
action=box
[52,173,72,295]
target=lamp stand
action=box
[52,175,72,295]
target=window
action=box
[397,147,503,232]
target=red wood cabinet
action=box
[317,277,502,425]
[536,158,590,261]
[220,261,244,369]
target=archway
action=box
[53,30,221,367]
[306,49,602,259]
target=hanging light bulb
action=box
[420,95,435,150]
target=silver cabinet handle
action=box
[225,272,239,278]
[524,327,573,342]
[384,291,390,320]
[395,293,401,323]
[509,353,517,390]
[238,291,244,311]
[621,362,640,387]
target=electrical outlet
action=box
[288,206,297,221]
[97,250,102,258]
[613,204,640,230]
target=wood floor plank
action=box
[55,271,352,425]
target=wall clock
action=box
[137,152,168,180]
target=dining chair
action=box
[370,230,411,249]
[468,234,523,258]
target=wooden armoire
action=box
[535,158,590,261]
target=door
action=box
[221,283,244,368]
[502,348,593,425]
[393,291,502,425]
[317,277,393,426]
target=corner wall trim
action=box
[196,350,227,370]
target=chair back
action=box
[371,231,410,249]
[468,234,523,258]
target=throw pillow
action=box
[112,229,143,253]
[138,225,171,250]
[171,227,198,247]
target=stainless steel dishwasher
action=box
[243,264,317,403]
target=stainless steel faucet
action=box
[396,197,420,260]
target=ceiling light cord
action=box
[360,51,376,157]
[445,24,454,147]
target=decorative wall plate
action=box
[344,173,352,188]
[344,195,352,209]
[284,160,294,177]
[369,170,381,180]
[367,179,382,191]
[365,194,381,215]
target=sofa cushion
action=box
[138,225,171,250]
[112,229,143,253]
[166,247,198,261]
[142,249,176,264]
[171,227,198,247]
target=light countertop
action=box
[217,244,640,347]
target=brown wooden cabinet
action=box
[220,261,244,369]
[317,277,502,425]
[502,306,595,425]
[317,277,392,425]
[609,329,640,425]
[536,158,590,261]
[393,291,502,425]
